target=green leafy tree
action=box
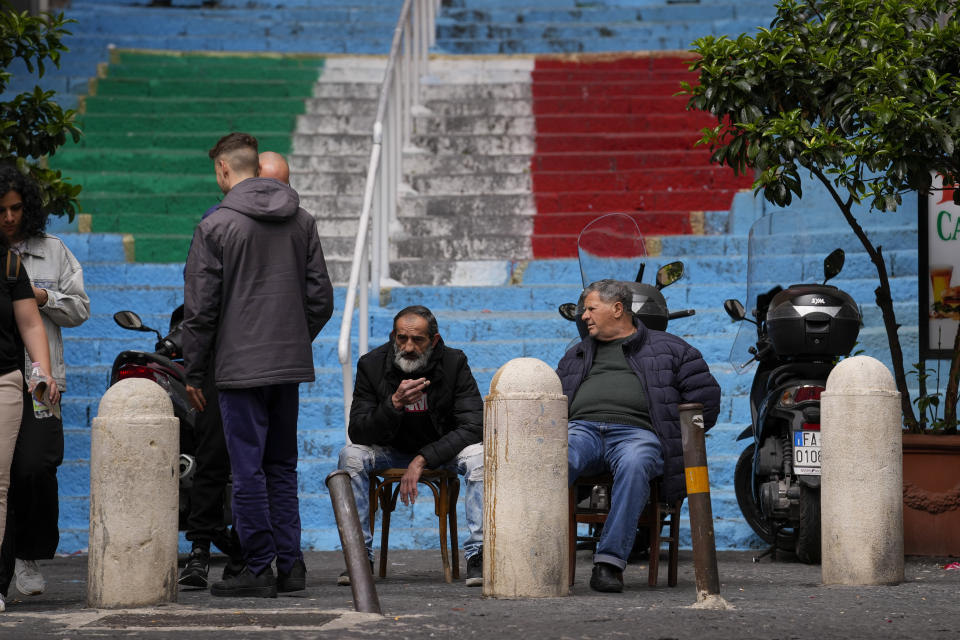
[683,0,960,432]
[1,2,81,219]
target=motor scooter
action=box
[557,213,694,334]
[110,305,199,529]
[723,212,861,563]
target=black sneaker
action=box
[222,556,245,581]
[178,545,210,588]
[589,562,624,593]
[338,559,374,586]
[210,566,277,598]
[465,550,482,587]
[278,559,306,593]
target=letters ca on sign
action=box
[920,172,960,359]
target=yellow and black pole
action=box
[678,402,721,600]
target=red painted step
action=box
[530,54,751,258]
[536,132,703,153]
[531,150,716,172]
[535,189,742,214]
[535,113,716,134]
[533,167,742,193]
[533,81,692,98]
[534,211,694,236]
[533,95,690,115]
[535,55,696,74]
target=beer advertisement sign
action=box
[920,172,960,359]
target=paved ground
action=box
[2,548,958,639]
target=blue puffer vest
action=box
[556,318,721,504]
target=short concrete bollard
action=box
[483,357,568,598]
[821,355,903,586]
[88,378,180,608]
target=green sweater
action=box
[568,336,652,430]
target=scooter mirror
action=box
[823,248,845,283]
[113,310,149,331]
[656,261,684,289]
[558,303,579,322]
[723,299,746,322]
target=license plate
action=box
[793,430,821,475]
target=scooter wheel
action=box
[795,484,822,564]
[734,444,777,544]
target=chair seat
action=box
[569,473,681,587]
[370,468,460,583]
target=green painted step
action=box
[128,234,192,263]
[105,64,322,83]
[64,132,293,152]
[77,193,217,215]
[56,150,222,175]
[94,77,316,98]
[69,172,216,195]
[81,96,308,116]
[77,113,298,135]
[91,214,201,236]
[110,51,325,70]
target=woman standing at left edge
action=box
[0,165,90,601]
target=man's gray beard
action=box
[395,344,434,374]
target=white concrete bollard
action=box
[88,378,180,607]
[483,357,569,598]
[821,355,903,585]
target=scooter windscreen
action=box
[577,213,646,289]
[729,211,863,373]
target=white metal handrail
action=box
[337,0,438,427]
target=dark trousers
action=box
[219,384,302,576]
[0,387,64,595]
[184,370,235,555]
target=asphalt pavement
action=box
[2,548,958,639]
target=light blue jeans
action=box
[568,420,664,570]
[337,443,484,561]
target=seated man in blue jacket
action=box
[338,305,484,586]
[557,279,721,593]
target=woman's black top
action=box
[0,251,34,376]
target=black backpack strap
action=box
[5,249,20,283]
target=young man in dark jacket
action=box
[338,305,485,586]
[557,279,720,593]
[183,132,334,598]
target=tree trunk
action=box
[810,169,919,430]
[943,325,960,433]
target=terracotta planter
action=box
[902,433,960,557]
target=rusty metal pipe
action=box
[679,402,721,599]
[325,470,381,614]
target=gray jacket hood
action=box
[220,177,299,222]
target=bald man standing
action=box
[259,151,290,185]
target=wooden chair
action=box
[569,473,682,587]
[370,468,461,583]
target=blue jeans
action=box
[568,420,664,570]
[219,384,302,576]
[337,443,484,561]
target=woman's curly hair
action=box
[0,164,47,241]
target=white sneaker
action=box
[15,559,46,596]
[0,592,5,612]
